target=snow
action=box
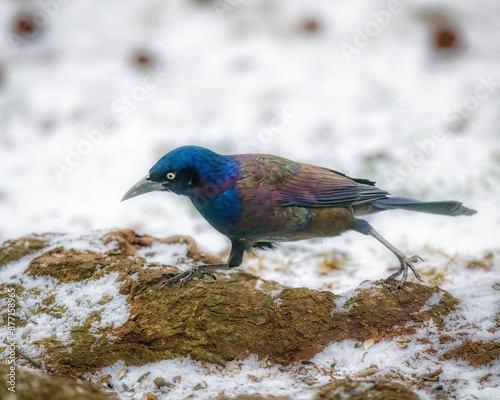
[1,0,500,398]
[136,242,191,271]
[0,232,498,399]
[88,356,325,400]
[445,282,500,342]
[0,232,188,354]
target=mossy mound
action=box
[0,364,116,400]
[1,230,458,379]
[28,247,104,282]
[39,273,457,377]
[314,379,420,400]
[0,235,49,267]
[215,379,421,400]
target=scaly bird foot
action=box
[161,263,228,287]
[385,255,424,289]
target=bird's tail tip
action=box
[460,205,477,216]
[373,197,477,217]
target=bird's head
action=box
[121,146,234,202]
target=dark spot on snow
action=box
[133,51,153,69]
[13,14,41,40]
[434,28,458,49]
[301,18,321,33]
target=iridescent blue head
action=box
[121,146,238,201]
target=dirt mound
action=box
[1,230,458,379]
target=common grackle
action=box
[122,146,476,288]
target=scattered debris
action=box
[396,341,409,349]
[98,294,114,305]
[138,372,150,389]
[140,393,158,400]
[49,311,62,319]
[352,367,378,379]
[466,253,494,270]
[297,366,307,375]
[246,374,263,382]
[153,377,172,389]
[317,252,348,275]
[422,367,444,381]
[193,380,207,390]
[363,339,375,350]
[116,368,128,381]
[97,374,112,389]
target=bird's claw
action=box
[161,266,217,287]
[385,254,424,290]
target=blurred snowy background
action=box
[1,0,499,291]
[1,1,500,399]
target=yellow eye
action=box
[166,172,176,180]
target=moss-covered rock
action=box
[314,379,420,400]
[0,363,116,400]
[215,379,421,400]
[0,228,462,400]
[2,230,457,379]
[0,235,49,267]
[37,271,456,378]
[103,229,221,264]
[27,247,103,282]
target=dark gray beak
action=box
[121,175,165,202]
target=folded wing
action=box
[276,164,389,208]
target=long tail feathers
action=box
[372,197,477,216]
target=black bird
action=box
[122,146,476,288]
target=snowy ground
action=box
[1,0,500,398]
[0,233,498,399]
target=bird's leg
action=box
[355,219,424,289]
[161,263,231,286]
[161,240,246,287]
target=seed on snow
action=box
[116,368,128,381]
[363,339,375,350]
[193,380,207,390]
[138,372,150,388]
